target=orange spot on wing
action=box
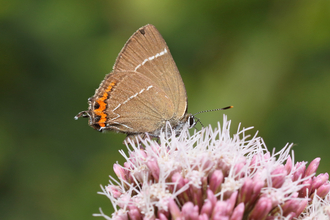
[94,81,116,127]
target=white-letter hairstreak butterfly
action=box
[75,24,232,143]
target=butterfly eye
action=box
[188,115,196,128]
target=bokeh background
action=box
[1,0,330,219]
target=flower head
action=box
[94,115,330,220]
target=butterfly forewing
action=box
[113,24,187,121]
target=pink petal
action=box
[293,162,306,181]
[271,165,287,188]
[113,164,127,181]
[284,156,292,174]
[295,198,308,217]
[248,197,272,220]
[230,203,244,220]
[316,183,330,198]
[310,173,329,194]
[201,199,213,217]
[128,206,142,220]
[147,158,160,181]
[299,179,312,197]
[226,191,238,214]
[169,199,182,219]
[304,158,320,177]
[209,170,224,194]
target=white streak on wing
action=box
[135,64,141,70]
[100,121,133,131]
[108,85,154,130]
[111,85,154,112]
[107,85,154,130]
[123,93,138,104]
[113,122,133,130]
[111,113,120,121]
[134,48,168,71]
[112,103,121,112]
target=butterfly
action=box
[75,24,196,143]
[75,24,232,143]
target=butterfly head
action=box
[74,97,104,131]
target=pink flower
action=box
[94,115,330,220]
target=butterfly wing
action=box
[113,24,187,122]
[101,71,176,133]
[79,24,188,135]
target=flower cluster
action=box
[94,116,330,220]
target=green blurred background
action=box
[1,0,330,219]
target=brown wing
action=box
[104,71,174,133]
[112,24,187,121]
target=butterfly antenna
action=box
[193,106,233,116]
[194,117,204,128]
[192,106,233,128]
